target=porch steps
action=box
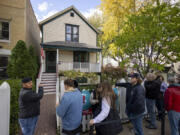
[40,73,57,94]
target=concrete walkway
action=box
[34,94,57,135]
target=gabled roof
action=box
[39,6,100,34]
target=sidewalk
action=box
[34,94,57,135]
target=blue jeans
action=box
[19,116,38,135]
[131,115,144,135]
[168,110,180,135]
[146,98,157,127]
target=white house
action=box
[38,6,102,94]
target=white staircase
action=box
[41,73,57,94]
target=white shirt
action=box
[93,98,110,124]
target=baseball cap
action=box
[22,77,32,83]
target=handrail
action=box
[36,57,44,93]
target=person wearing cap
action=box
[18,77,44,135]
[116,73,145,135]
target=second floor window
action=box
[0,21,9,41]
[66,24,79,42]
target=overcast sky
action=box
[30,0,101,22]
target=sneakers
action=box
[145,125,157,129]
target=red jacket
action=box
[164,84,180,112]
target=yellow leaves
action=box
[102,16,119,41]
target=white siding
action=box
[43,10,97,47]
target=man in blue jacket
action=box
[56,79,83,135]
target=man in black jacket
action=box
[116,73,145,135]
[19,77,44,135]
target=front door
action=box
[46,51,56,73]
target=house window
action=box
[73,51,89,69]
[74,51,89,63]
[70,12,74,17]
[0,21,10,41]
[66,24,79,42]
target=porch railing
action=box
[58,62,101,72]
[36,58,44,93]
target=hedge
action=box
[0,79,21,135]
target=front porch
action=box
[41,41,102,73]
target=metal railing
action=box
[58,62,101,72]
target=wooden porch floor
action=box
[34,94,57,135]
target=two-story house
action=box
[38,6,102,93]
[0,0,41,79]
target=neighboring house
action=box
[0,0,41,79]
[38,6,102,94]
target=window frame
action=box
[73,51,89,63]
[0,20,10,43]
[65,24,79,42]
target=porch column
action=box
[99,52,102,72]
[43,50,45,72]
[56,49,59,73]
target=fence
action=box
[0,82,10,135]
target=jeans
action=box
[168,110,180,135]
[146,98,157,127]
[131,115,144,135]
[19,116,38,135]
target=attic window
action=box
[70,12,74,17]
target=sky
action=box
[30,0,102,22]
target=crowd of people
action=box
[18,71,180,135]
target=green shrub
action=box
[102,65,126,84]
[28,45,39,79]
[59,70,99,83]
[0,79,21,135]
[7,40,37,79]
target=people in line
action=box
[56,79,83,135]
[144,73,159,129]
[19,77,44,135]
[89,82,123,135]
[164,76,180,135]
[19,71,179,135]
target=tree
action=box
[117,3,180,78]
[99,0,147,67]
[28,45,39,79]
[7,40,35,79]
[87,10,109,66]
